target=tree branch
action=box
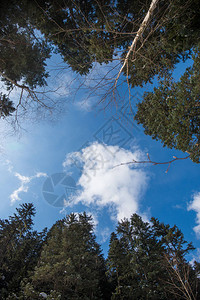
[113,153,190,173]
[114,0,159,89]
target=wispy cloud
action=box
[74,97,95,112]
[189,248,200,266]
[4,159,14,173]
[63,142,148,221]
[10,171,47,205]
[73,61,120,112]
[47,72,74,99]
[99,227,111,243]
[188,192,200,237]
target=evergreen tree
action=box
[28,0,200,86]
[0,0,51,117]
[0,203,46,299]
[0,0,200,130]
[2,0,199,85]
[26,0,115,75]
[107,214,199,299]
[135,44,200,163]
[1,204,200,299]
[26,212,109,300]
[0,0,50,89]
[0,94,15,118]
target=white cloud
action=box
[35,172,48,178]
[75,97,95,112]
[73,61,120,112]
[10,171,47,205]
[188,192,200,237]
[99,227,111,243]
[86,211,99,227]
[63,142,148,221]
[4,159,14,173]
[4,159,48,204]
[189,248,200,266]
[47,72,73,99]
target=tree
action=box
[123,0,200,87]
[0,93,15,118]
[25,212,109,300]
[27,0,200,89]
[1,0,200,166]
[0,0,199,122]
[152,217,200,300]
[29,0,116,75]
[0,0,51,120]
[0,204,200,299]
[163,254,200,300]
[2,0,199,90]
[135,44,200,163]
[107,214,200,299]
[0,203,46,299]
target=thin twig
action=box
[113,153,190,173]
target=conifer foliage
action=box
[0,203,46,299]
[0,204,200,299]
[0,94,15,118]
[107,214,199,299]
[0,1,200,160]
[25,212,108,300]
[135,45,200,163]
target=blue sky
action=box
[0,57,199,259]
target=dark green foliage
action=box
[0,0,198,161]
[107,214,199,299]
[135,44,200,163]
[0,1,50,89]
[28,0,200,85]
[0,204,200,299]
[27,0,116,75]
[126,0,200,87]
[0,203,46,299]
[2,0,199,85]
[26,212,109,300]
[0,94,15,118]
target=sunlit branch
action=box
[113,153,190,173]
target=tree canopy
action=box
[0,0,200,161]
[0,204,200,299]
[25,0,200,86]
[0,203,47,299]
[25,212,108,300]
[1,0,200,97]
[135,44,200,163]
[107,214,198,299]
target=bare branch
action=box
[164,254,197,300]
[113,154,190,173]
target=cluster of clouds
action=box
[10,171,47,205]
[5,141,200,244]
[63,142,148,221]
[6,142,148,223]
[4,159,47,205]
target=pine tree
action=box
[0,203,46,299]
[28,0,200,86]
[0,94,15,118]
[0,1,50,89]
[107,214,199,299]
[135,44,200,163]
[26,212,109,300]
[1,0,200,125]
[7,0,199,84]
[0,0,51,118]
